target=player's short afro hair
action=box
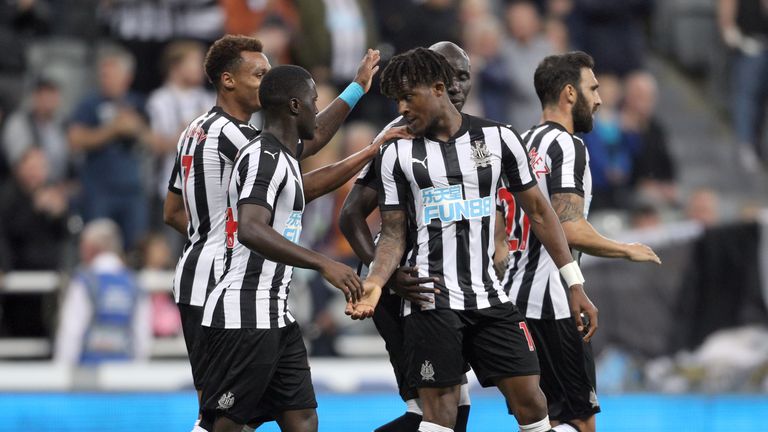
[258,65,313,111]
[380,47,456,99]
[204,35,263,88]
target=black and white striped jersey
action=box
[168,106,259,307]
[377,113,537,315]
[500,121,593,320]
[202,133,304,329]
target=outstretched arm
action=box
[238,203,363,303]
[301,49,381,159]
[349,209,407,319]
[339,184,379,265]
[550,192,661,263]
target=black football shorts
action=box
[200,323,317,425]
[403,302,540,390]
[527,317,601,422]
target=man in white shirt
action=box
[54,219,151,365]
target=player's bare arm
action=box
[301,49,381,159]
[550,192,661,263]
[303,127,410,203]
[339,184,379,265]
[349,209,408,320]
[339,184,439,304]
[515,185,598,341]
[493,209,510,280]
[237,203,363,303]
[163,190,187,235]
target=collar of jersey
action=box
[258,131,300,159]
[542,120,568,133]
[210,106,252,127]
[424,112,470,143]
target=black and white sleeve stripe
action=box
[499,126,536,192]
[378,142,408,211]
[168,150,182,194]
[548,133,586,196]
[237,144,283,213]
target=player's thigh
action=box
[403,309,467,390]
[200,327,283,426]
[259,323,318,417]
[178,304,208,390]
[527,318,601,423]
[465,302,540,388]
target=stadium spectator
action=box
[718,0,768,171]
[568,0,653,76]
[219,0,299,37]
[254,15,295,66]
[629,202,663,229]
[583,73,636,209]
[465,17,510,120]
[685,188,721,227]
[0,148,69,338]
[293,0,377,85]
[1,77,70,183]
[374,0,460,56]
[145,40,213,248]
[98,1,176,94]
[68,46,152,250]
[622,71,679,207]
[502,0,556,130]
[100,0,224,93]
[0,148,69,272]
[135,233,181,339]
[0,0,51,113]
[543,16,570,54]
[53,219,150,365]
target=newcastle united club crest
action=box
[470,139,492,168]
[421,360,436,382]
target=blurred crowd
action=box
[0,0,765,361]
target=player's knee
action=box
[212,416,244,432]
[421,400,457,428]
[570,416,595,432]
[509,387,548,424]
[287,409,318,432]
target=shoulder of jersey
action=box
[239,134,267,156]
[463,114,511,130]
[553,129,582,148]
[378,116,410,155]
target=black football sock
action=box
[453,404,470,432]
[374,412,423,432]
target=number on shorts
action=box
[519,321,535,352]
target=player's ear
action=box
[563,84,577,105]
[289,97,300,116]
[433,81,445,97]
[221,71,236,91]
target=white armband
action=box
[559,261,585,287]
